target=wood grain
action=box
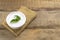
[0,29,60,40]
[28,10,60,29]
[0,0,60,40]
[0,0,60,11]
[1,10,60,29]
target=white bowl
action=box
[6,11,26,29]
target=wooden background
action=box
[0,0,60,40]
[0,0,60,10]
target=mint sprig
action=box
[10,15,21,23]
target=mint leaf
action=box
[10,15,21,23]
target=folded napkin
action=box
[2,6,37,36]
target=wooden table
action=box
[0,0,60,40]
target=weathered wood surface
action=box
[0,0,60,10]
[28,10,60,29]
[0,29,60,40]
[0,0,60,40]
[1,10,60,29]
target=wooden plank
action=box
[0,12,9,28]
[0,0,60,11]
[28,10,60,29]
[1,10,60,29]
[0,29,60,40]
[15,29,60,40]
[0,30,15,40]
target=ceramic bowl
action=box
[6,11,26,29]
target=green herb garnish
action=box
[10,15,21,23]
